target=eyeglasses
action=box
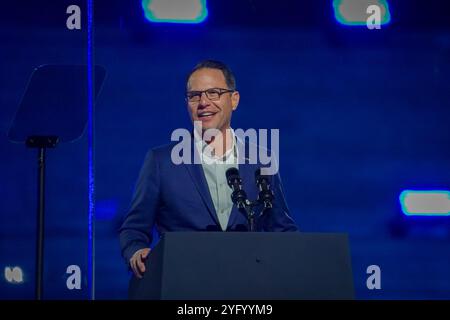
[185,88,235,103]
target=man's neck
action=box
[205,127,233,158]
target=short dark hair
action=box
[186,60,236,91]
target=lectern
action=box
[129,232,354,300]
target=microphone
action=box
[225,168,248,209]
[255,168,274,209]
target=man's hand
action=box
[130,248,151,278]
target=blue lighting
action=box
[96,199,118,220]
[87,0,95,300]
[333,0,391,27]
[142,0,208,24]
[400,190,450,216]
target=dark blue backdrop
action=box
[1,0,449,299]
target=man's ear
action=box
[231,91,240,111]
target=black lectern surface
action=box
[129,232,354,300]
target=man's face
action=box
[186,68,239,133]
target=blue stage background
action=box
[1,1,449,299]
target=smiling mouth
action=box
[197,111,217,119]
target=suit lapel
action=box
[184,142,220,227]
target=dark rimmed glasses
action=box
[185,88,235,103]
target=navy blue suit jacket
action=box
[119,139,298,263]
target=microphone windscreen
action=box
[225,167,239,180]
[225,167,240,187]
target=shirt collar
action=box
[195,128,238,164]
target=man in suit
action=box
[119,60,298,278]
